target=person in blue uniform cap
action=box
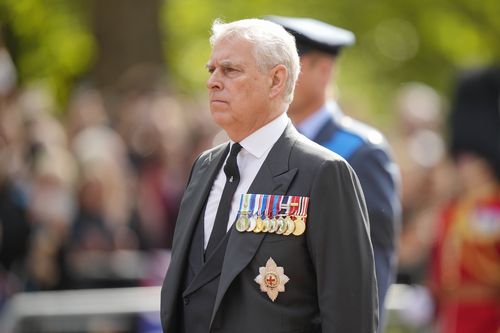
[267,15,402,330]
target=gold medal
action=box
[293,216,306,236]
[262,217,270,232]
[247,216,257,232]
[254,216,264,233]
[283,216,295,235]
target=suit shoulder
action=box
[291,134,358,188]
[199,142,226,158]
[192,142,227,168]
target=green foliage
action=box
[1,0,499,123]
[0,0,95,110]
[163,0,500,128]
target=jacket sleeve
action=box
[306,158,378,333]
[349,145,401,311]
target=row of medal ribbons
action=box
[235,193,309,236]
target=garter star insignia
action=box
[254,257,289,302]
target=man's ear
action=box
[269,64,288,99]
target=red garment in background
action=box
[430,187,500,333]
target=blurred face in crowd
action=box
[456,152,498,193]
[206,37,287,142]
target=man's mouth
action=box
[210,99,228,105]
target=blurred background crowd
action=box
[0,77,219,294]
[0,0,499,332]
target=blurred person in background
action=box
[7,86,78,292]
[392,83,456,285]
[68,124,142,288]
[25,145,77,291]
[267,16,401,329]
[116,93,188,251]
[65,87,109,142]
[0,45,31,306]
[0,108,29,289]
[429,67,500,333]
[14,86,69,195]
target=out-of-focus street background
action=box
[0,0,499,332]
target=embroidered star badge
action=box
[254,257,289,302]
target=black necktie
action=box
[205,142,242,259]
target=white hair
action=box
[210,18,300,104]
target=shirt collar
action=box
[236,113,289,159]
[296,101,342,140]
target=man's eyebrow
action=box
[205,60,233,68]
[219,60,235,67]
[206,59,244,71]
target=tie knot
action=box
[229,142,242,157]
[224,143,242,181]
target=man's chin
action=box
[210,111,231,127]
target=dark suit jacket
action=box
[161,123,378,333]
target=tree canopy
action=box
[1,0,499,125]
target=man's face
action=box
[206,37,273,141]
[288,52,334,123]
[289,55,318,112]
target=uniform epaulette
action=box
[337,115,385,147]
[323,114,387,159]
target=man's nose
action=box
[207,71,223,90]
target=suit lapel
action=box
[210,124,299,325]
[161,143,229,322]
[172,144,229,266]
[182,228,230,297]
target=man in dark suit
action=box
[266,16,401,329]
[160,18,378,333]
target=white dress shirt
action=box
[203,113,289,248]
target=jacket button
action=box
[183,297,190,305]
